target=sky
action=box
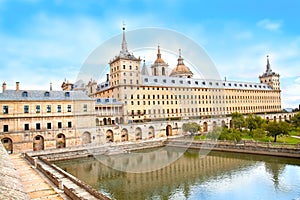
[0,0,300,108]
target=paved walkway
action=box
[9,154,66,200]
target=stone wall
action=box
[0,142,29,200]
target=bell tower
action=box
[259,55,280,90]
[151,45,169,76]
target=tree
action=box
[264,121,290,142]
[291,112,300,127]
[245,114,265,132]
[245,114,257,132]
[231,112,245,130]
[182,122,201,135]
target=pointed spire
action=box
[177,48,184,65]
[121,23,128,54]
[141,59,150,76]
[157,45,161,58]
[266,55,271,72]
[50,82,52,91]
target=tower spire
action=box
[266,55,271,72]
[121,23,128,54]
[177,49,184,65]
[157,45,161,59]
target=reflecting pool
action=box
[55,147,300,200]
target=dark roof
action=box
[0,90,93,101]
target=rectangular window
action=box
[24,105,29,113]
[36,123,41,130]
[83,104,87,112]
[36,105,40,113]
[24,124,29,131]
[47,122,51,129]
[68,121,72,128]
[3,125,8,132]
[47,105,51,113]
[57,105,61,113]
[3,105,8,114]
[67,105,71,112]
[58,122,62,129]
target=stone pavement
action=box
[10,154,67,200]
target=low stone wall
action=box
[0,142,29,200]
[165,139,300,158]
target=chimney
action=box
[50,82,52,91]
[2,82,6,92]
[16,82,19,91]
[106,74,109,82]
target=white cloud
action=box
[257,19,283,32]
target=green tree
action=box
[245,114,265,132]
[231,112,245,130]
[291,112,300,127]
[264,121,290,142]
[182,122,201,135]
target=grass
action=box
[195,129,300,145]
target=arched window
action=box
[22,91,28,97]
[162,67,165,75]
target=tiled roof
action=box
[0,90,93,101]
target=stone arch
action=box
[115,117,119,124]
[279,115,282,122]
[221,120,226,127]
[289,115,292,121]
[166,125,172,136]
[273,116,276,122]
[106,129,114,142]
[56,133,66,148]
[82,131,91,144]
[120,117,124,124]
[284,115,287,121]
[266,117,269,122]
[103,118,107,125]
[121,128,128,142]
[135,127,142,140]
[33,135,44,151]
[1,137,13,154]
[229,120,233,128]
[203,122,208,132]
[108,118,112,125]
[212,121,217,130]
[96,118,100,126]
[148,126,155,139]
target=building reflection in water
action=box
[55,148,300,200]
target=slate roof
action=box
[0,90,93,101]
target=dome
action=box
[170,49,193,78]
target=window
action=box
[3,105,8,114]
[65,92,70,97]
[58,122,62,129]
[57,105,61,112]
[129,65,132,70]
[123,65,125,69]
[83,104,87,112]
[36,123,41,130]
[24,124,29,131]
[67,105,71,112]
[36,105,40,113]
[47,123,51,129]
[68,122,72,128]
[44,91,50,97]
[22,91,28,97]
[3,125,8,132]
[24,105,29,113]
[47,105,51,113]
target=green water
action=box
[55,147,300,200]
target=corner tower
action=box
[109,25,142,98]
[259,55,280,90]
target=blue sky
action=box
[0,0,300,108]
